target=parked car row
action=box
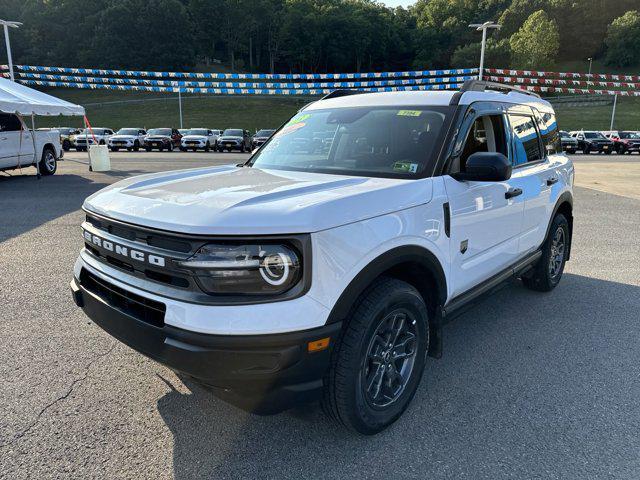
[49,127,276,153]
[560,130,640,154]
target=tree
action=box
[605,10,640,67]
[451,38,511,68]
[509,10,559,69]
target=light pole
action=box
[469,21,501,80]
[587,57,593,76]
[0,19,22,81]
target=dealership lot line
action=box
[1,153,639,479]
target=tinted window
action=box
[619,132,639,139]
[117,129,139,135]
[508,114,543,165]
[250,106,452,178]
[584,132,605,139]
[148,128,172,136]
[536,111,560,155]
[0,113,23,132]
[256,130,275,137]
[185,129,209,136]
[223,129,244,136]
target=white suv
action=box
[179,128,220,152]
[71,81,574,435]
[74,127,114,151]
[108,128,147,152]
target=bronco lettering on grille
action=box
[83,230,166,267]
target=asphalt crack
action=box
[0,342,116,448]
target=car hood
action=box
[219,136,243,141]
[146,135,172,140]
[182,135,208,141]
[111,135,137,140]
[83,165,433,235]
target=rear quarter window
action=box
[508,114,543,166]
[535,110,561,155]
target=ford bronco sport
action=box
[71,81,574,435]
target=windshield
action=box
[223,129,243,136]
[255,130,275,137]
[148,128,172,136]
[117,128,139,135]
[78,128,106,135]
[619,131,639,139]
[560,131,571,138]
[186,129,209,136]
[249,106,451,178]
[584,132,606,139]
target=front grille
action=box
[86,214,191,252]
[80,268,166,327]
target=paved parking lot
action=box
[1,152,639,479]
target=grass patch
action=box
[35,88,312,131]
[33,87,639,133]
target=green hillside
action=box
[33,87,640,133]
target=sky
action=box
[381,0,416,7]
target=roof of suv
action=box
[305,85,552,112]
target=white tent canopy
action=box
[0,77,84,116]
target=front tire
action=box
[322,277,429,435]
[522,213,569,292]
[62,139,71,151]
[39,147,57,176]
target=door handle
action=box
[505,188,523,199]
[546,177,559,186]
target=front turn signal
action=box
[308,337,330,353]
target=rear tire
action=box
[321,277,429,435]
[145,146,151,152]
[522,213,569,292]
[39,147,57,176]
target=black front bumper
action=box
[71,275,341,414]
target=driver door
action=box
[442,105,526,298]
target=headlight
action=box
[177,243,301,295]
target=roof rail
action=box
[320,89,366,101]
[450,79,540,105]
[462,79,540,97]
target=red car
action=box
[143,128,182,152]
[605,131,640,154]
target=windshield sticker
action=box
[397,110,422,117]
[287,113,311,125]
[277,122,306,137]
[393,162,419,173]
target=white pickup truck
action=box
[0,112,62,175]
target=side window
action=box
[536,111,560,155]
[508,114,543,166]
[0,113,23,132]
[455,114,508,172]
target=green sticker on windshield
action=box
[397,110,422,117]
[287,113,311,125]
[393,162,419,173]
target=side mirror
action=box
[452,152,511,182]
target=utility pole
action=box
[178,89,183,129]
[469,21,501,80]
[587,57,593,75]
[610,94,618,131]
[0,19,22,81]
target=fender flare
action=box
[325,245,448,326]
[545,191,574,259]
